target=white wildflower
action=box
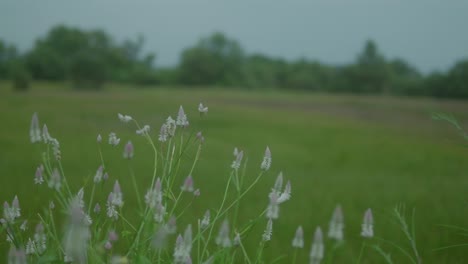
[136,125,150,135]
[158,124,168,142]
[117,113,132,123]
[200,210,210,229]
[93,165,104,183]
[310,227,324,264]
[108,132,120,146]
[215,219,232,248]
[198,103,208,114]
[292,226,304,248]
[260,146,271,170]
[361,208,374,238]
[231,150,243,170]
[262,219,273,241]
[328,205,344,241]
[176,106,189,127]
[48,168,61,190]
[30,113,41,143]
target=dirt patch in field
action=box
[210,95,468,134]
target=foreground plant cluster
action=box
[1,104,421,263]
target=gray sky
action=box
[1,1,467,73]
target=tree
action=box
[345,40,391,93]
[178,32,245,86]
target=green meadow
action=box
[0,82,467,263]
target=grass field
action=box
[0,82,467,263]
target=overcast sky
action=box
[1,1,467,73]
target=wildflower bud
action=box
[104,241,112,250]
[231,150,243,170]
[277,180,291,204]
[176,106,189,127]
[292,226,304,248]
[166,215,177,234]
[49,168,61,190]
[215,219,232,248]
[154,202,166,223]
[233,147,239,156]
[9,247,27,264]
[310,227,324,264]
[165,116,177,137]
[200,210,210,229]
[266,192,279,219]
[111,181,123,207]
[181,175,194,192]
[103,172,109,181]
[183,224,192,253]
[153,227,169,249]
[262,218,273,241]
[233,232,241,246]
[108,230,118,242]
[34,165,44,185]
[42,124,51,143]
[94,203,101,214]
[97,134,102,143]
[196,131,205,143]
[12,196,21,218]
[173,235,187,263]
[20,220,28,231]
[93,165,104,183]
[260,146,271,171]
[49,201,55,210]
[30,112,41,143]
[63,198,90,264]
[123,141,134,159]
[328,205,344,241]
[361,208,374,238]
[193,189,200,197]
[117,113,133,123]
[273,172,283,193]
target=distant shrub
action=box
[11,63,31,92]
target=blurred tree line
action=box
[0,25,467,98]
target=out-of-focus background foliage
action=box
[1,1,468,263]
[1,25,468,98]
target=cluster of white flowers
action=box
[361,208,374,238]
[215,219,232,248]
[108,132,120,146]
[260,146,272,171]
[310,227,324,264]
[200,210,210,230]
[231,148,244,170]
[30,113,41,143]
[26,223,47,255]
[266,172,291,219]
[292,226,304,248]
[262,219,273,241]
[136,125,150,135]
[123,141,134,159]
[176,106,189,127]
[48,168,62,190]
[198,103,208,114]
[117,113,133,123]
[106,181,123,221]
[93,165,104,183]
[34,165,44,185]
[328,205,344,241]
[173,225,192,264]
[2,196,21,224]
